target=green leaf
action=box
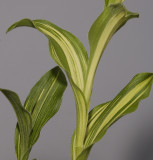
[23,66,67,146]
[84,3,139,103]
[6,3,141,160]
[7,19,88,92]
[7,18,88,157]
[0,89,32,160]
[6,19,35,32]
[8,66,67,160]
[84,72,153,147]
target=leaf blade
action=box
[85,3,139,103]
[85,72,153,147]
[7,18,88,91]
[0,89,32,160]
[7,18,88,158]
[24,66,67,146]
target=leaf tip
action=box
[125,10,139,19]
[6,23,16,34]
[52,66,68,87]
[6,18,35,34]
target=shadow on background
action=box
[125,124,153,160]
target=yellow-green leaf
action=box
[7,19,88,92]
[84,73,153,147]
[7,18,89,158]
[84,3,139,103]
[69,77,88,156]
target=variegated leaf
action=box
[84,3,139,103]
[69,77,88,156]
[7,20,89,157]
[24,66,67,146]
[85,73,153,147]
[7,19,88,92]
[13,67,67,160]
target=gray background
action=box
[0,0,153,160]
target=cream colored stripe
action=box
[32,71,60,127]
[73,88,87,146]
[88,103,109,130]
[85,77,152,146]
[99,77,152,129]
[114,86,149,122]
[85,12,125,102]
[35,22,84,90]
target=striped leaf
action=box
[84,3,139,103]
[24,66,67,146]
[6,2,143,160]
[76,102,111,160]
[87,102,110,131]
[7,19,89,157]
[0,89,32,160]
[84,72,153,147]
[11,66,67,160]
[49,39,89,150]
[7,19,88,92]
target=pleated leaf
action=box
[24,66,67,146]
[84,72,153,147]
[7,19,89,157]
[75,73,153,159]
[6,2,142,159]
[13,66,67,160]
[7,19,88,91]
[0,89,32,160]
[87,102,110,131]
[84,3,139,103]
